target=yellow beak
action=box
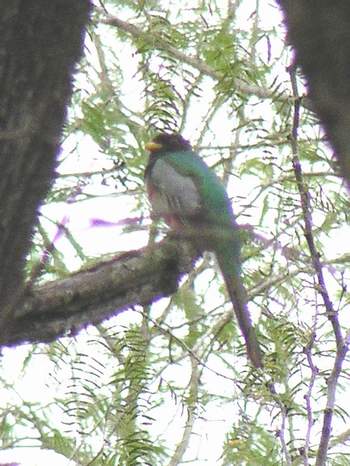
[145,141,163,152]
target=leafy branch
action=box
[288,64,349,466]
[99,12,288,102]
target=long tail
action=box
[215,246,263,368]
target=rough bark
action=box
[277,1,350,189]
[0,1,91,330]
[1,238,198,347]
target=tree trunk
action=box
[0,1,91,332]
[278,0,350,189]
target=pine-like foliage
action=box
[1,1,350,466]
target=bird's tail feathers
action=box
[216,249,263,368]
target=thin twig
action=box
[303,331,318,465]
[167,355,199,466]
[99,13,288,101]
[288,65,349,466]
[278,404,293,466]
[288,66,342,345]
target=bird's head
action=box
[145,133,192,154]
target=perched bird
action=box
[144,133,263,368]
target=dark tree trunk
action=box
[277,1,350,189]
[0,1,91,332]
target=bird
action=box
[144,133,263,368]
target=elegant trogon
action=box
[144,133,263,368]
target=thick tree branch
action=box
[2,238,198,347]
[5,214,346,349]
[0,1,91,328]
[278,1,350,189]
[4,215,346,350]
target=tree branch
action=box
[316,334,350,465]
[288,65,349,466]
[99,13,285,101]
[4,219,347,350]
[2,238,198,347]
[167,355,199,466]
